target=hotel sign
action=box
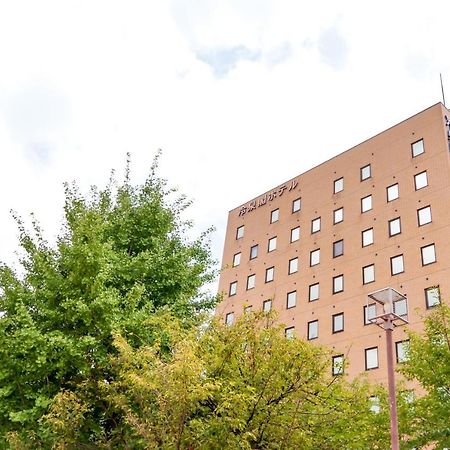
[238,179,298,216]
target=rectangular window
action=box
[394,299,407,318]
[310,249,320,266]
[334,207,343,224]
[414,171,428,190]
[425,286,440,308]
[246,274,256,290]
[225,312,234,326]
[390,254,404,275]
[333,239,344,258]
[288,257,298,274]
[268,236,277,252]
[265,266,274,283]
[229,281,237,296]
[363,264,375,284]
[387,183,399,202]
[311,217,321,233]
[365,347,379,370]
[421,243,436,265]
[334,177,344,194]
[417,205,432,226]
[308,320,318,340]
[362,228,374,247]
[244,305,252,314]
[389,217,401,237]
[286,291,297,309]
[263,299,272,312]
[250,244,258,260]
[292,198,301,213]
[369,396,380,414]
[333,274,344,294]
[270,208,279,224]
[232,252,241,267]
[361,194,373,213]
[291,226,300,242]
[332,355,344,375]
[364,303,377,325]
[236,225,244,239]
[332,312,344,333]
[285,326,295,339]
[396,340,410,363]
[361,164,371,181]
[309,283,320,301]
[411,139,425,157]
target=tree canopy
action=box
[0,155,216,447]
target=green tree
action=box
[0,155,216,448]
[68,312,390,450]
[399,302,450,449]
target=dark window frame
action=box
[333,274,344,294]
[365,346,379,370]
[388,217,402,237]
[333,239,344,258]
[332,312,344,333]
[390,254,404,275]
[361,164,371,181]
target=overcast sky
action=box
[0,0,449,280]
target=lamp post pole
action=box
[384,316,400,450]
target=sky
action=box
[0,0,449,286]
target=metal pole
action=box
[385,321,400,450]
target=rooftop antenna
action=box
[440,73,446,107]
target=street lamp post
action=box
[368,287,408,450]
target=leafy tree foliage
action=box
[399,302,450,449]
[0,155,215,447]
[44,312,390,449]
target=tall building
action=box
[216,102,450,382]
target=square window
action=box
[421,243,436,265]
[291,226,300,242]
[288,257,299,274]
[236,225,244,239]
[246,274,256,290]
[229,281,237,296]
[425,286,440,308]
[225,312,234,326]
[390,254,404,275]
[361,164,371,181]
[411,139,425,157]
[414,171,428,190]
[334,177,344,194]
[268,236,277,252]
[362,228,374,247]
[308,320,318,340]
[311,217,321,233]
[309,283,320,301]
[389,217,401,237]
[334,207,344,224]
[232,252,241,267]
[332,313,344,333]
[361,195,373,213]
[417,205,432,226]
[310,249,320,266]
[363,264,375,284]
[250,244,258,260]
[365,347,379,370]
[265,266,274,283]
[332,355,344,375]
[292,198,301,213]
[396,340,410,363]
[271,208,279,224]
[286,291,297,309]
[364,303,377,325]
[333,274,344,294]
[387,183,399,202]
[394,298,407,318]
[285,326,295,339]
[333,240,344,258]
[263,299,272,312]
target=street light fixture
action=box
[367,287,408,450]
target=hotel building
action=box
[216,102,450,382]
